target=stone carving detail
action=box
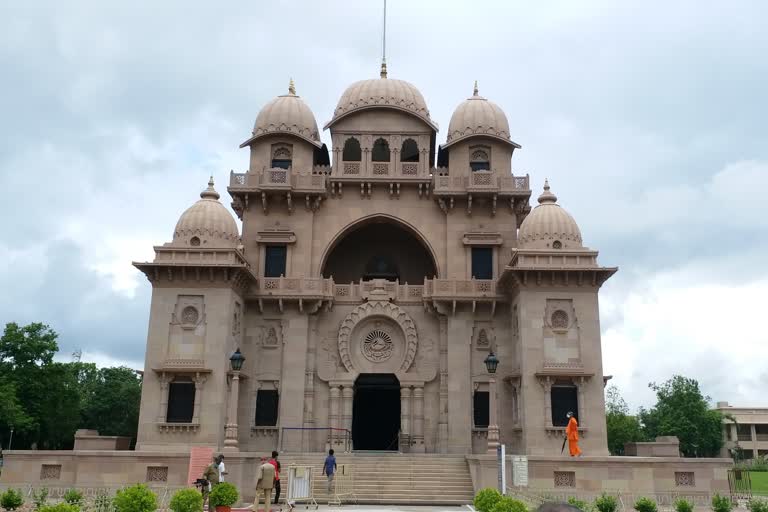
[232,303,241,338]
[265,327,278,346]
[477,329,489,347]
[675,472,695,487]
[551,310,569,329]
[181,306,199,325]
[363,329,393,362]
[338,301,418,372]
[40,464,62,480]
[553,471,575,488]
[146,466,169,482]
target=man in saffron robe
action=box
[565,411,581,457]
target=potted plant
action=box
[113,484,157,512]
[208,483,239,512]
[169,489,202,512]
[1,489,24,511]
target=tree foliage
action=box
[605,385,645,455]
[638,375,724,457]
[0,321,141,450]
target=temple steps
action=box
[274,453,475,505]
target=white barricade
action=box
[286,465,318,509]
[329,463,356,506]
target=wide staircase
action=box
[280,453,475,505]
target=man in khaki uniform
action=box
[253,459,276,512]
[201,455,221,510]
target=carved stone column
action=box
[576,377,587,428]
[487,376,500,454]
[412,385,425,453]
[342,384,354,449]
[400,386,412,451]
[192,373,206,425]
[251,381,261,430]
[224,372,241,451]
[541,377,553,426]
[157,373,170,423]
[329,385,341,447]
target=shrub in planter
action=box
[208,483,239,512]
[63,490,84,507]
[169,489,203,512]
[1,489,24,511]
[674,498,694,512]
[491,496,528,512]
[33,488,49,510]
[748,498,768,512]
[39,504,80,512]
[594,494,618,512]
[113,484,157,512]
[634,497,658,512]
[474,488,503,512]
[711,494,733,512]
[568,497,591,512]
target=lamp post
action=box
[484,351,500,454]
[8,426,13,450]
[224,348,245,451]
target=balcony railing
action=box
[228,169,327,192]
[423,279,500,299]
[334,161,429,179]
[332,281,424,302]
[433,171,529,194]
[256,277,334,297]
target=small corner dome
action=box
[518,180,583,250]
[325,71,438,131]
[241,80,322,148]
[444,82,519,149]
[173,178,239,248]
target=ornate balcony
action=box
[423,278,505,314]
[329,160,432,198]
[432,170,531,216]
[228,167,329,217]
[247,276,334,313]
[332,280,425,304]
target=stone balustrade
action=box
[333,281,425,302]
[423,278,501,299]
[255,276,334,298]
[433,170,530,195]
[228,168,328,192]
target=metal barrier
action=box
[328,463,356,506]
[286,464,318,510]
[728,469,752,499]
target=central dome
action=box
[325,73,438,131]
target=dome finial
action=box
[201,177,220,200]
[288,78,296,95]
[380,60,388,79]
[473,80,479,96]
[538,179,558,204]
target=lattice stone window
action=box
[146,466,169,482]
[551,310,569,329]
[552,240,562,249]
[675,471,695,487]
[470,147,490,171]
[40,464,62,480]
[190,236,201,247]
[181,306,199,325]
[554,471,575,488]
[271,144,292,169]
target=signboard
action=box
[511,455,528,487]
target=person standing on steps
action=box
[253,457,276,512]
[565,411,582,457]
[268,451,281,506]
[321,449,337,493]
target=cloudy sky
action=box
[1,1,766,410]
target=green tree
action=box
[81,367,141,440]
[639,375,724,457]
[605,385,645,455]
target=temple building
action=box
[132,70,617,456]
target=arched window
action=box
[470,148,490,172]
[342,138,361,161]
[400,139,419,162]
[372,138,390,162]
[271,145,292,169]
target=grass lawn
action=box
[751,471,768,496]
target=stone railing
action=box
[334,161,429,179]
[433,170,530,194]
[228,169,327,192]
[423,279,500,299]
[230,170,248,187]
[256,276,334,297]
[333,281,424,302]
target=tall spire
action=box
[538,178,558,204]
[380,0,388,78]
[201,176,220,200]
[288,78,296,95]
[473,80,479,96]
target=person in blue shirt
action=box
[321,449,337,493]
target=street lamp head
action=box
[229,348,245,371]
[484,351,499,374]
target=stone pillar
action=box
[192,373,206,425]
[157,374,169,423]
[278,315,310,451]
[412,385,425,453]
[400,386,412,450]
[576,377,586,428]
[251,381,261,429]
[542,378,553,427]
[487,376,500,454]
[751,424,758,458]
[224,372,240,450]
[342,384,354,450]
[446,314,473,454]
[329,385,340,446]
[438,316,449,453]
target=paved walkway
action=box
[234,506,469,512]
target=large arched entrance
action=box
[322,217,438,283]
[352,373,400,451]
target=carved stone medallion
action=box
[363,329,393,362]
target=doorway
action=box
[352,374,400,451]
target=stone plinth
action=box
[624,436,681,457]
[73,430,132,451]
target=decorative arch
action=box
[338,301,418,373]
[318,214,441,278]
[342,137,361,161]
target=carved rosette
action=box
[338,301,418,373]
